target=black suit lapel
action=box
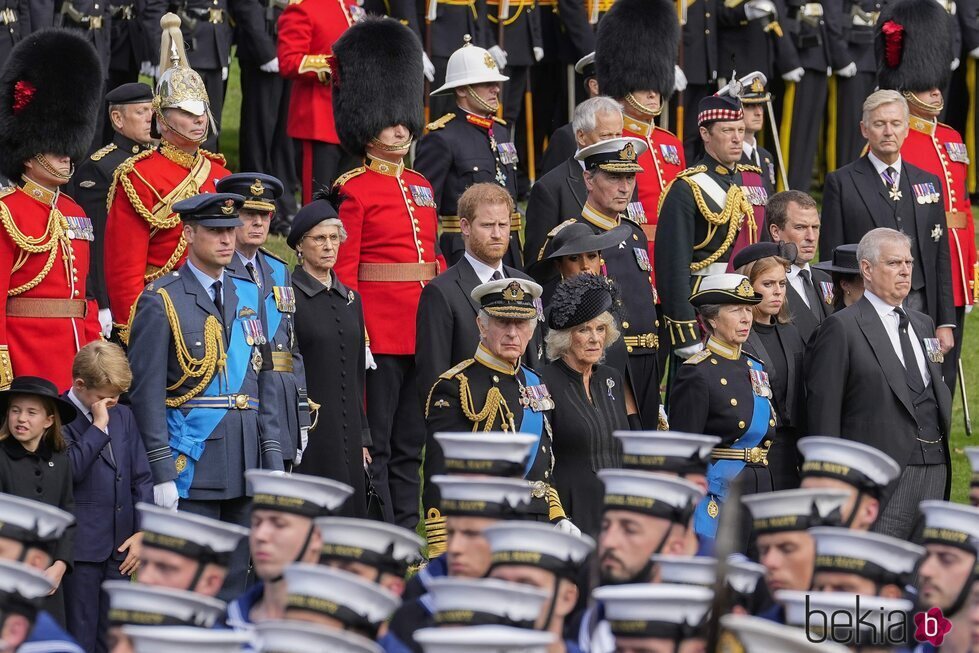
[854,157,893,229]
[744,330,772,366]
[455,258,482,315]
[567,161,586,208]
[855,298,917,419]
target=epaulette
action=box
[493,116,507,126]
[149,270,182,291]
[546,218,578,238]
[426,113,456,131]
[259,247,288,265]
[289,0,302,4]
[676,165,708,178]
[90,143,117,162]
[201,149,227,166]
[333,166,367,187]
[683,348,712,365]
[736,163,762,174]
[743,350,764,365]
[0,186,16,200]
[439,358,474,380]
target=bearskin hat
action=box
[332,17,424,157]
[876,0,955,93]
[0,29,103,181]
[596,0,679,101]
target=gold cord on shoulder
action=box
[683,178,754,271]
[457,372,514,431]
[157,288,227,407]
[0,202,70,295]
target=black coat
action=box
[480,0,541,66]
[57,0,112,77]
[741,145,778,197]
[805,297,952,496]
[0,1,31,71]
[786,266,834,343]
[0,437,75,567]
[414,257,543,403]
[538,122,577,178]
[144,0,233,69]
[718,0,797,78]
[291,266,369,516]
[108,0,147,74]
[229,0,278,67]
[821,156,955,327]
[683,0,719,85]
[537,0,594,65]
[523,157,587,265]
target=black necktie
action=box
[799,269,823,321]
[212,280,223,320]
[245,261,261,288]
[491,270,504,281]
[895,308,925,393]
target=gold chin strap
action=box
[156,108,208,146]
[465,85,498,116]
[902,90,944,116]
[625,93,663,118]
[32,154,73,182]
[368,136,413,152]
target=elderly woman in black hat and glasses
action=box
[542,274,637,537]
[287,198,371,516]
[813,244,864,312]
[668,274,775,543]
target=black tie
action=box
[895,308,925,393]
[212,280,223,320]
[491,270,504,281]
[799,269,823,321]
[245,261,261,288]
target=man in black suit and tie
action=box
[821,89,956,358]
[767,190,834,342]
[524,96,624,264]
[415,183,543,404]
[806,228,951,540]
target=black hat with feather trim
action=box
[547,274,622,331]
[0,29,103,182]
[876,0,955,100]
[331,17,424,158]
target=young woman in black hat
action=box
[0,376,77,620]
[813,244,864,312]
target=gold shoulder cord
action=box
[457,372,515,431]
[156,288,227,407]
[105,149,156,215]
[0,201,69,295]
[683,178,754,272]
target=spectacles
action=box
[303,233,341,247]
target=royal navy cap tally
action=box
[798,436,901,494]
[426,577,549,628]
[592,584,713,641]
[137,503,248,564]
[482,521,596,580]
[103,582,225,628]
[776,590,913,646]
[613,431,720,474]
[575,136,647,174]
[650,555,716,587]
[808,527,923,586]
[246,470,353,517]
[574,51,596,77]
[121,625,250,653]
[472,278,543,321]
[432,476,534,518]
[966,447,979,487]
[0,558,53,614]
[689,273,761,306]
[434,432,537,478]
[697,93,744,126]
[283,564,400,634]
[106,82,154,105]
[172,193,244,228]
[919,500,979,554]
[598,469,704,523]
[216,173,284,214]
[0,493,74,546]
[720,614,849,653]
[413,625,554,653]
[255,619,382,653]
[741,488,850,534]
[314,516,424,576]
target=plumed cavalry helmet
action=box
[0,29,102,181]
[154,13,215,141]
[431,35,509,96]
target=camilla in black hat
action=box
[540,274,636,537]
[0,376,78,600]
[813,244,863,311]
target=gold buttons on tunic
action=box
[738,420,745,429]
[769,420,776,427]
[710,359,717,365]
[720,378,727,385]
[730,398,737,406]
[622,321,630,329]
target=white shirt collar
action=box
[464,252,505,284]
[236,251,259,268]
[742,140,755,158]
[66,388,89,420]
[863,289,902,318]
[788,262,811,278]
[867,151,902,178]
[186,258,226,296]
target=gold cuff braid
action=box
[0,346,12,390]
[425,508,448,558]
[547,486,566,521]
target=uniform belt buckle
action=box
[745,446,768,465]
[89,14,103,29]
[230,394,250,410]
[209,7,223,22]
[529,480,547,499]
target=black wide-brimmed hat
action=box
[528,222,630,282]
[548,274,617,330]
[0,376,77,423]
[731,241,797,271]
[813,244,860,274]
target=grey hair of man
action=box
[572,96,624,136]
[857,227,911,269]
[543,311,621,362]
[861,89,909,126]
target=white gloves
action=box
[488,45,508,70]
[675,342,705,360]
[966,304,974,315]
[296,427,310,466]
[533,47,544,62]
[782,67,805,83]
[222,66,229,81]
[153,481,179,510]
[554,518,582,537]
[97,308,112,339]
[140,61,159,79]
[971,46,979,59]
[674,65,688,92]
[260,58,280,74]
[834,62,857,78]
[952,57,961,71]
[745,0,777,19]
[422,52,435,82]
[365,344,377,371]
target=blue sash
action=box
[167,277,261,497]
[263,255,287,339]
[519,367,544,477]
[694,359,772,538]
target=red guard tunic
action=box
[0,181,101,389]
[104,145,229,336]
[902,116,977,307]
[277,0,356,146]
[623,114,685,289]
[333,158,443,356]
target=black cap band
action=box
[252,493,325,518]
[319,542,407,577]
[142,530,230,567]
[801,461,881,496]
[490,549,579,580]
[434,609,534,629]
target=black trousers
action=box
[297,140,357,205]
[180,496,252,601]
[786,72,827,192]
[628,352,662,430]
[366,354,427,530]
[872,463,947,541]
[199,67,225,153]
[942,305,966,396]
[102,66,141,144]
[429,55,456,121]
[239,64,299,218]
[834,72,875,169]
[63,557,128,653]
